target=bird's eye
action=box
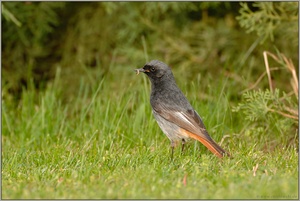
[150,67,155,72]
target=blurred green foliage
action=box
[232,88,298,149]
[237,2,298,44]
[3,2,297,101]
[2,2,66,97]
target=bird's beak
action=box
[135,68,148,75]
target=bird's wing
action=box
[152,103,212,141]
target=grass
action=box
[2,63,298,199]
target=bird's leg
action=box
[181,139,186,154]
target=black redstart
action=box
[135,60,230,158]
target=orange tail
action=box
[181,129,229,158]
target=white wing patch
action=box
[174,111,196,128]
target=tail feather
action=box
[181,129,230,158]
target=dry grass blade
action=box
[241,67,280,93]
[263,51,298,100]
[268,108,298,120]
[220,134,231,146]
[253,163,259,177]
[246,51,299,121]
[284,106,298,116]
[263,51,298,120]
[282,56,298,99]
[263,51,275,93]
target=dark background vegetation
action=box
[2,2,298,98]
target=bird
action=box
[135,60,230,159]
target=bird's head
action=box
[135,60,173,83]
